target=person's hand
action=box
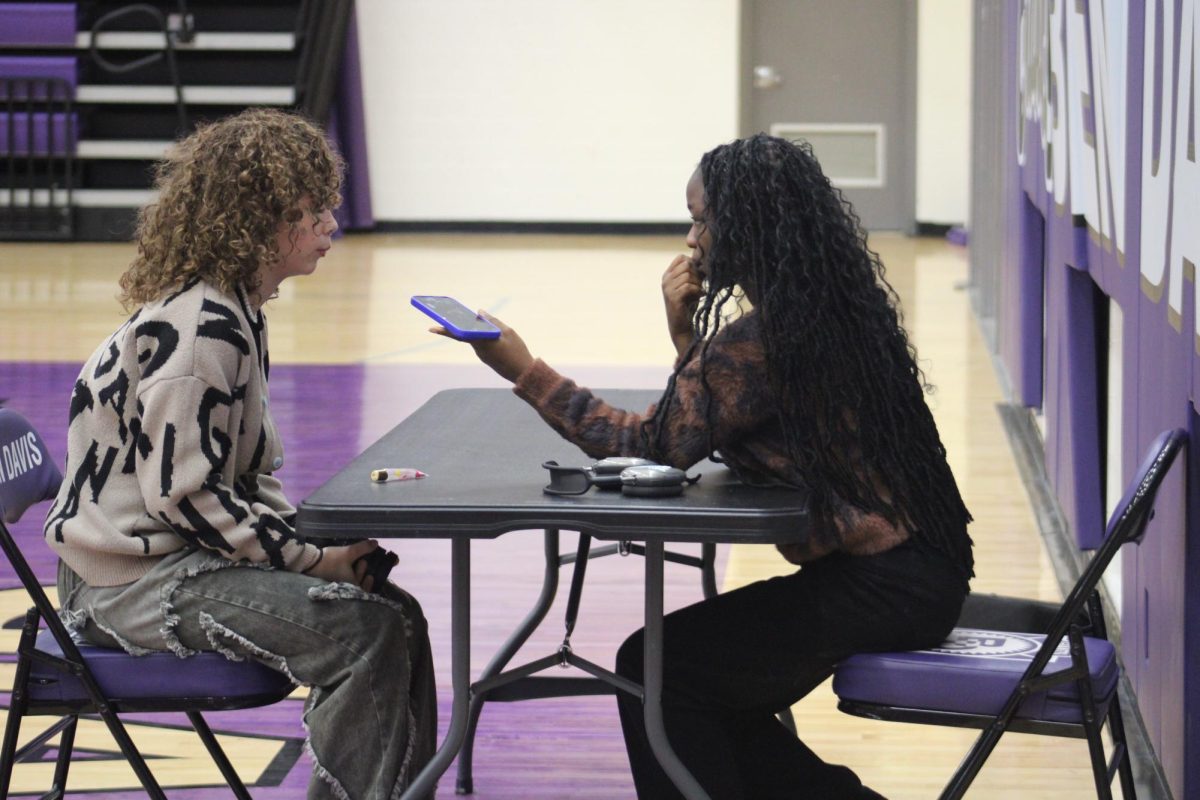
[662,254,702,356]
[357,547,399,594]
[305,540,379,590]
[430,311,535,383]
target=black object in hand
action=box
[357,547,399,593]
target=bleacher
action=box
[0,0,360,241]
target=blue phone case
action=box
[411,296,501,340]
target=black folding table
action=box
[297,388,810,799]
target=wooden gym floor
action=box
[0,232,1126,797]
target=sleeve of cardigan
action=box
[512,326,770,469]
[250,472,298,525]
[135,375,320,572]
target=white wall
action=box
[356,0,741,222]
[355,0,971,226]
[915,0,972,225]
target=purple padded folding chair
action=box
[832,427,1187,800]
[0,408,295,800]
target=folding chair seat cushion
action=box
[29,628,295,707]
[833,627,1119,725]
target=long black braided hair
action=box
[644,134,973,576]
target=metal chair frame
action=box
[0,415,294,800]
[834,427,1188,800]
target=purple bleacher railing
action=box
[0,56,78,92]
[0,111,75,155]
[1,77,74,238]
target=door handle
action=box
[752,65,783,89]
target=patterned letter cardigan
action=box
[45,279,321,587]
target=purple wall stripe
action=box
[1012,194,1045,407]
[1187,406,1200,800]
[330,6,373,231]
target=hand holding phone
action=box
[420,302,536,382]
[411,295,501,340]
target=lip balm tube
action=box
[370,468,427,483]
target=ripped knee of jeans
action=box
[307,581,416,640]
[56,607,155,657]
[196,611,304,686]
[158,557,270,658]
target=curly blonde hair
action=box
[119,108,344,307]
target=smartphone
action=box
[411,295,502,340]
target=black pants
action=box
[615,540,967,800]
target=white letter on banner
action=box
[1068,0,1098,225]
[1018,0,1048,167]
[1090,0,1128,256]
[1142,0,1176,294]
[1049,0,1070,205]
[1169,0,1199,332]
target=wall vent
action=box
[769,123,885,188]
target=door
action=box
[741,0,917,231]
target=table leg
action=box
[456,529,562,794]
[402,537,471,799]
[699,542,718,600]
[643,540,712,800]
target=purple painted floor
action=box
[1,360,716,798]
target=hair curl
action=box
[647,134,973,576]
[118,108,343,307]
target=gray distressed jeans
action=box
[57,548,438,800]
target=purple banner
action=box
[1007,1,1198,794]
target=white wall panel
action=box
[357,0,740,222]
